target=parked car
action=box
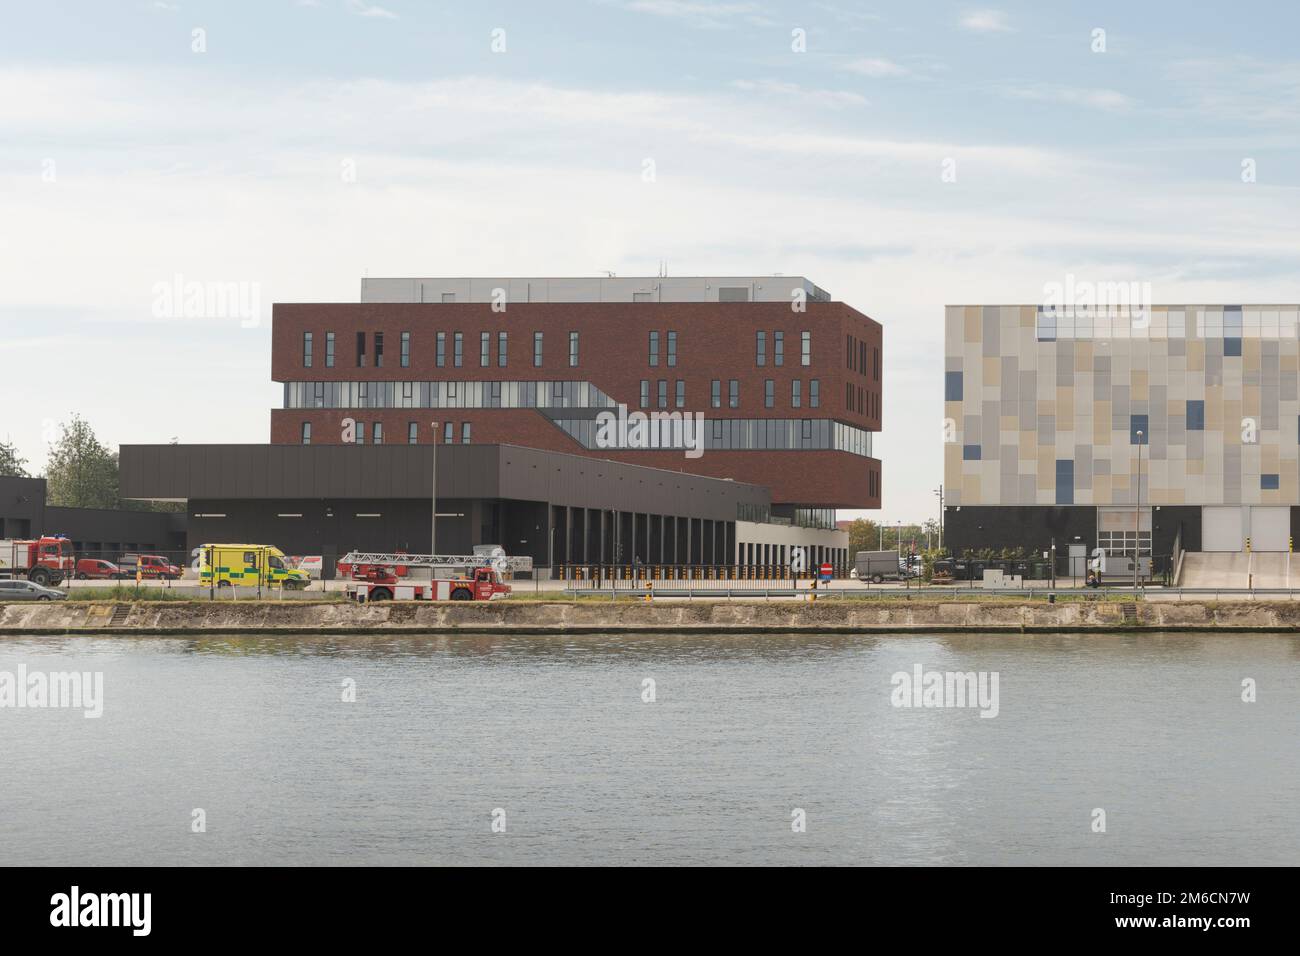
[118,553,183,580]
[75,558,126,580]
[0,579,68,601]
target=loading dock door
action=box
[1249,507,1290,552]
[1202,507,1244,552]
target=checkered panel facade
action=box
[944,305,1300,508]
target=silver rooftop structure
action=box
[360,276,832,304]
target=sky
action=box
[3,0,1299,524]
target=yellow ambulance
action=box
[198,544,311,590]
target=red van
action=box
[75,558,126,580]
[121,554,182,580]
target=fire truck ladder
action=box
[338,551,534,571]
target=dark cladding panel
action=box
[237,446,254,498]
[120,444,768,522]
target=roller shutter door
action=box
[1249,507,1290,552]
[1202,507,1243,552]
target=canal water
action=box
[1,631,1296,866]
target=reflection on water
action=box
[1,631,1297,865]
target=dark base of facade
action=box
[188,498,737,578]
[943,505,1203,575]
[947,505,1300,568]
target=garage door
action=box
[1202,507,1244,552]
[1249,507,1290,552]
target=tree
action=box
[0,438,29,478]
[44,416,120,509]
[848,518,878,554]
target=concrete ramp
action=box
[1179,551,1295,588]
[1247,552,1292,588]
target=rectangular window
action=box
[1036,311,1057,342]
[756,331,766,366]
[356,331,366,367]
[791,380,801,407]
[729,379,739,408]
[1186,400,1205,430]
[569,331,579,367]
[401,331,410,368]
[1262,474,1280,490]
[497,331,508,367]
[657,379,668,409]
[718,287,749,302]
[1130,414,1149,444]
[675,380,685,408]
[374,332,384,368]
[462,422,472,443]
[443,422,454,443]
[441,292,456,303]
[325,332,335,367]
[1056,459,1074,505]
[945,371,963,402]
[1225,337,1242,357]
[373,422,384,445]
[481,331,490,366]
[873,347,880,381]
[667,331,677,367]
[774,331,784,367]
[533,331,543,367]
[303,332,313,367]
[649,331,659,366]
[408,422,418,444]
[640,380,650,408]
[356,421,367,444]
[454,332,463,367]
[764,380,774,408]
[711,380,721,408]
[963,444,981,460]
[810,379,820,408]
[801,331,811,366]
[301,422,311,445]
[436,332,446,367]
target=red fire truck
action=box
[337,549,531,602]
[0,534,76,587]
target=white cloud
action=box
[731,79,867,108]
[346,1,397,19]
[841,57,910,78]
[1005,86,1135,111]
[616,1,764,28]
[960,9,1011,33]
[1164,57,1300,123]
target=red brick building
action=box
[273,276,882,520]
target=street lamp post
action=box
[934,484,944,553]
[431,422,439,554]
[1135,429,1144,592]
